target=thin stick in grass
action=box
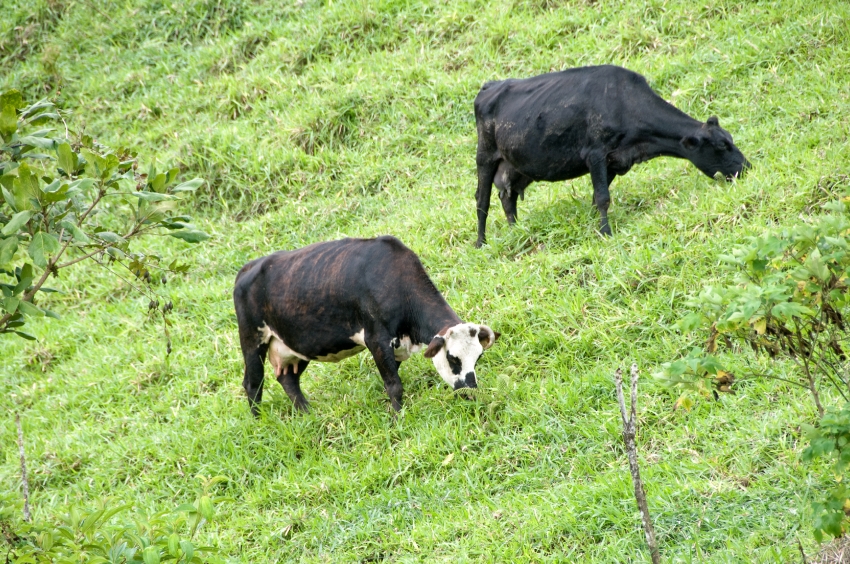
[15,412,31,522]
[615,364,660,564]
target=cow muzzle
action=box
[454,372,478,390]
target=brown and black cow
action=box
[233,236,499,415]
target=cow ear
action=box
[681,135,701,150]
[478,325,499,349]
[707,116,719,127]
[423,336,446,358]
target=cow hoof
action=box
[599,225,612,236]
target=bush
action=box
[0,89,209,343]
[658,188,850,539]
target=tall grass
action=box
[2,0,850,561]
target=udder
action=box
[268,337,308,377]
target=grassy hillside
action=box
[2,0,849,561]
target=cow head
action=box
[423,323,499,391]
[681,116,751,181]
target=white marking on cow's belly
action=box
[393,335,424,362]
[315,346,366,362]
[315,329,367,362]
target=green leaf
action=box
[151,172,167,193]
[0,90,22,140]
[12,330,36,340]
[106,247,126,259]
[58,220,91,244]
[2,185,17,211]
[172,178,204,192]
[43,180,70,202]
[771,301,814,321]
[142,546,161,564]
[67,178,96,192]
[806,250,830,282]
[17,300,44,317]
[677,312,704,332]
[132,191,176,202]
[168,533,180,557]
[3,296,20,314]
[161,221,196,230]
[169,230,210,243]
[18,135,57,151]
[57,142,78,174]
[2,210,33,236]
[95,231,123,244]
[0,236,17,265]
[28,232,60,268]
[198,496,214,521]
[179,540,195,562]
[13,162,41,208]
[14,263,34,294]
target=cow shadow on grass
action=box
[489,175,690,252]
[488,186,612,252]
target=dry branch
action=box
[615,364,660,564]
[15,413,31,522]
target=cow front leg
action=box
[475,158,499,248]
[366,333,404,411]
[587,156,612,236]
[242,344,267,417]
[276,359,310,412]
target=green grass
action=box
[2,0,850,561]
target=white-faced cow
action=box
[473,65,751,246]
[233,236,500,415]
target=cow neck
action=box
[639,97,703,160]
[406,283,462,345]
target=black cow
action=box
[233,236,499,415]
[473,65,750,246]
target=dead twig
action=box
[15,413,31,522]
[615,364,660,564]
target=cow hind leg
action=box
[276,359,310,412]
[242,344,268,417]
[475,157,499,248]
[587,156,613,236]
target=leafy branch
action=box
[0,89,209,342]
[656,188,850,540]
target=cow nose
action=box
[465,372,477,388]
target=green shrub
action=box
[658,187,850,539]
[0,89,209,343]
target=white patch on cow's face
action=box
[392,335,424,362]
[429,323,485,390]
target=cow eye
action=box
[446,353,463,375]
